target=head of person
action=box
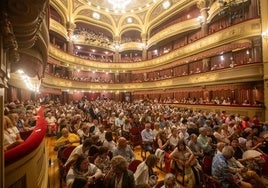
[117,137,128,149]
[93,119,99,125]
[222,145,234,160]
[72,155,89,173]
[176,139,186,151]
[98,146,109,158]
[199,127,207,136]
[157,130,166,140]
[145,154,159,168]
[99,124,105,132]
[154,122,160,130]
[82,138,93,150]
[217,142,226,153]
[3,115,13,129]
[230,138,239,148]
[171,126,178,135]
[119,113,124,119]
[105,131,113,142]
[164,173,177,188]
[61,128,69,138]
[145,122,151,130]
[190,133,198,143]
[110,155,128,175]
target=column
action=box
[197,0,210,37]
[113,35,120,62]
[141,33,147,60]
[66,22,76,54]
[260,0,268,121]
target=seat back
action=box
[59,145,76,164]
[128,159,142,173]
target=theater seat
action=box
[128,159,142,173]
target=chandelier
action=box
[108,0,131,10]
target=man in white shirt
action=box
[141,122,155,154]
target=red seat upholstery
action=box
[58,146,76,188]
[201,155,220,188]
[128,159,142,173]
[129,127,142,149]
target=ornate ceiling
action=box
[87,0,156,12]
[50,0,195,37]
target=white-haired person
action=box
[212,145,253,188]
[161,173,180,188]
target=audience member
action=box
[104,155,135,188]
[134,154,159,187]
[66,155,103,188]
[141,122,155,154]
[3,115,24,151]
[113,137,135,163]
[212,145,252,188]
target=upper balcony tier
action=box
[48,19,261,72]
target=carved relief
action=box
[0,11,19,63]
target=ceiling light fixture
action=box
[108,0,131,10]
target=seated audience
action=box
[212,145,252,188]
[227,147,265,188]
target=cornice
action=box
[42,63,263,92]
[48,19,261,72]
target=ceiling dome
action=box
[87,0,157,13]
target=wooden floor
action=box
[46,136,166,188]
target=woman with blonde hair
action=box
[3,115,24,151]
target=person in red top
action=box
[241,116,251,130]
[251,115,260,126]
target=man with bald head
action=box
[54,128,80,151]
[113,137,135,163]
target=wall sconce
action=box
[262,29,268,40]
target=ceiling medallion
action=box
[108,0,131,10]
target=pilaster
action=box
[260,0,268,121]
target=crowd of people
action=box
[3,98,268,187]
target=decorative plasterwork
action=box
[50,0,193,40]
